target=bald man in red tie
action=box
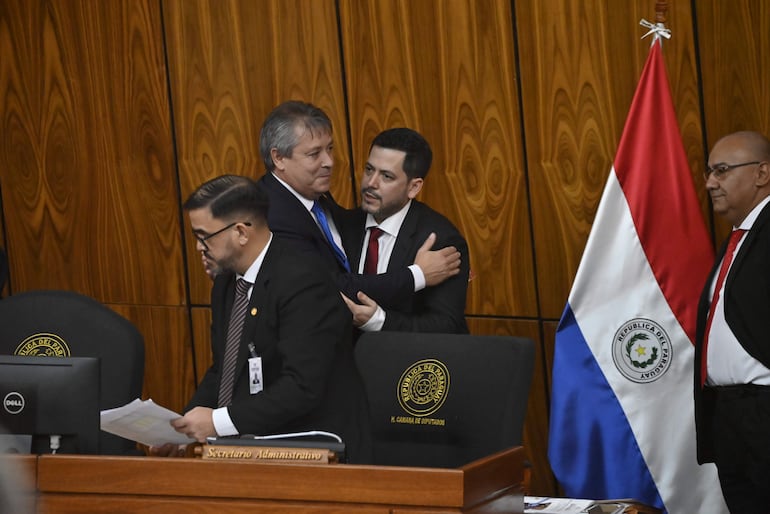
[695,131,770,511]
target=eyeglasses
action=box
[195,221,251,249]
[704,161,760,181]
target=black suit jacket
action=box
[340,200,469,333]
[257,172,413,306]
[694,200,770,463]
[186,239,372,463]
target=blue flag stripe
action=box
[550,305,663,508]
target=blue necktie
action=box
[311,200,350,272]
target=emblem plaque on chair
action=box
[396,358,450,423]
[14,333,70,357]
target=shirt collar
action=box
[238,233,273,284]
[365,200,413,237]
[271,172,315,212]
[737,195,770,231]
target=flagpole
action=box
[547,0,728,509]
[655,1,668,24]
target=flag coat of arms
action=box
[547,37,729,514]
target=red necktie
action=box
[701,229,746,387]
[363,227,383,274]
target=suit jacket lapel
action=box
[387,202,419,271]
[213,273,237,351]
[317,193,346,253]
[237,246,275,366]
[219,245,273,378]
[343,209,367,272]
[264,173,324,242]
[728,201,770,278]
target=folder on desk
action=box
[206,430,345,463]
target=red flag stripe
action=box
[614,41,713,344]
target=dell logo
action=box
[3,392,25,414]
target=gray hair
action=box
[259,101,333,172]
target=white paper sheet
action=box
[524,497,594,513]
[100,398,195,447]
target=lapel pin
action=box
[250,307,258,316]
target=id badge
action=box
[248,356,263,394]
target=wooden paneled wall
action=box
[1,0,768,497]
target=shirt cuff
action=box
[212,406,239,437]
[359,305,386,332]
[409,264,426,292]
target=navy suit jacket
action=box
[694,200,770,463]
[186,238,372,463]
[340,200,469,333]
[257,172,413,306]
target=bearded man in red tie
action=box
[695,131,770,511]
[256,101,461,309]
[339,128,469,334]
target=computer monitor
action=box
[0,355,100,454]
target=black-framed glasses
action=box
[195,221,252,249]
[704,161,760,181]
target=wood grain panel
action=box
[108,304,196,414]
[0,0,182,304]
[466,317,555,497]
[338,0,536,318]
[0,221,8,298]
[516,0,704,318]
[542,321,558,398]
[162,0,351,306]
[696,0,770,243]
[191,306,213,385]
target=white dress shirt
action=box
[357,201,425,331]
[212,235,272,436]
[707,196,770,385]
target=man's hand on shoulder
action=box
[414,232,461,286]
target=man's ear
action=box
[271,148,285,172]
[756,161,770,187]
[407,178,424,199]
[236,221,251,244]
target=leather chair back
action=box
[355,332,534,468]
[0,290,144,454]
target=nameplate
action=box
[201,444,337,464]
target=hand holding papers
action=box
[100,398,195,447]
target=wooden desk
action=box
[31,446,524,513]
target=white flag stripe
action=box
[570,170,725,513]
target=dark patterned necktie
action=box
[217,278,251,407]
[364,227,383,274]
[311,199,350,271]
